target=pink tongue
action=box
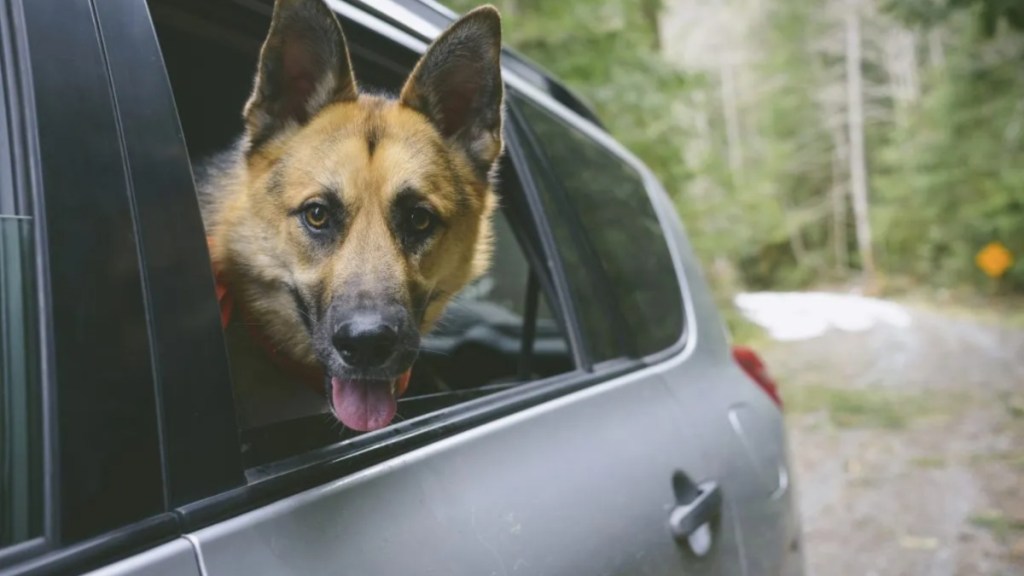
[331,377,397,432]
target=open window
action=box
[148,0,573,468]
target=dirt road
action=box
[747,296,1024,575]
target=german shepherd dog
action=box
[199,0,503,432]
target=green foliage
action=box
[875,19,1024,291]
[447,0,698,208]
[886,0,1024,34]
[883,0,952,28]
[444,0,1024,296]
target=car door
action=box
[123,1,736,574]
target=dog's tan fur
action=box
[199,0,503,427]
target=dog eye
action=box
[408,206,435,233]
[303,203,330,230]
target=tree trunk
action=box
[844,0,876,289]
[831,126,849,273]
[789,222,809,269]
[720,60,744,184]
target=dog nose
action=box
[332,313,399,369]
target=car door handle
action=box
[668,480,722,540]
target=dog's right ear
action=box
[243,0,357,152]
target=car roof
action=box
[347,0,607,130]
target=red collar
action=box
[208,239,410,398]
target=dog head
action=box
[216,0,503,431]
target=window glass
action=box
[514,95,685,357]
[149,2,573,467]
[0,216,42,548]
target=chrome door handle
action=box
[668,480,722,541]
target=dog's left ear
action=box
[400,6,504,177]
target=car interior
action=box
[147,0,574,467]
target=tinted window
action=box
[0,216,41,548]
[515,95,684,357]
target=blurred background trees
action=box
[448,0,1024,297]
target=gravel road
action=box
[745,295,1024,575]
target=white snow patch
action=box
[734,291,912,342]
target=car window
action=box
[509,114,625,362]
[0,212,42,549]
[513,94,685,358]
[149,1,573,468]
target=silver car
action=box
[0,0,803,574]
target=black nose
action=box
[332,313,399,369]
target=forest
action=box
[448,0,1024,303]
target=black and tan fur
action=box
[198,0,504,430]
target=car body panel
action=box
[192,354,740,576]
[646,175,805,575]
[80,540,201,576]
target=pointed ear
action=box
[243,0,357,151]
[400,6,504,177]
